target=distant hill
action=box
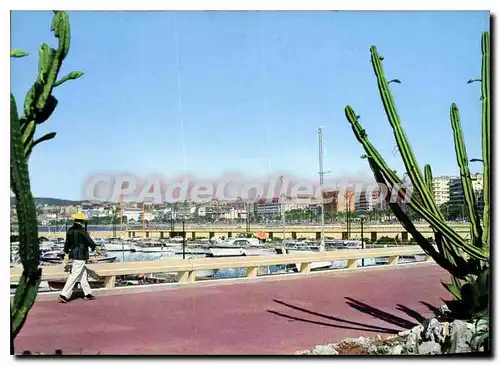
[10,197,87,206]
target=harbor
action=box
[10,235,426,294]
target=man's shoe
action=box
[58,295,69,303]
[84,294,96,300]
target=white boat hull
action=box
[140,246,175,253]
[209,248,246,257]
[193,269,217,278]
[293,261,332,271]
[104,243,133,251]
[243,248,276,256]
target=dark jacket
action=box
[64,223,96,261]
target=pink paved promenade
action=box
[15,263,450,355]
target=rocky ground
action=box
[296,306,489,356]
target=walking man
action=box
[59,212,99,303]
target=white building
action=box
[83,207,107,218]
[432,176,454,206]
[256,198,314,219]
[122,208,141,221]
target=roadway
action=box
[14,263,450,355]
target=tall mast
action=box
[280,175,285,241]
[318,127,325,252]
[120,186,124,237]
[142,201,145,233]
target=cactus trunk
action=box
[10,94,42,339]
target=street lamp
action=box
[345,192,354,239]
[359,215,367,266]
[182,220,186,259]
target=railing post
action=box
[299,262,311,273]
[104,275,116,289]
[188,271,196,283]
[246,266,258,278]
[178,271,196,283]
[347,259,357,269]
[388,256,399,265]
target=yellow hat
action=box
[71,212,88,221]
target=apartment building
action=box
[355,187,389,212]
[432,176,454,206]
[449,173,484,211]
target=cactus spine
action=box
[344,32,490,316]
[10,11,82,347]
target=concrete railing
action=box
[10,246,432,290]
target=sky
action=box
[10,10,489,200]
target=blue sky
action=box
[11,11,489,200]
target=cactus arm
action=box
[424,164,451,258]
[19,12,76,159]
[53,71,84,87]
[424,164,433,196]
[370,46,444,219]
[10,93,42,338]
[450,103,483,248]
[11,49,29,58]
[367,159,469,278]
[480,32,490,249]
[32,132,57,148]
[345,106,487,261]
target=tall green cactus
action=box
[10,11,83,349]
[344,32,490,317]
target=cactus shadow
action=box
[268,299,400,334]
[418,301,441,316]
[344,297,418,330]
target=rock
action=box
[418,341,442,355]
[402,333,419,354]
[310,344,338,355]
[475,319,489,333]
[295,349,312,355]
[449,320,475,353]
[440,304,451,316]
[442,322,450,338]
[391,344,403,355]
[424,318,445,343]
[399,323,424,337]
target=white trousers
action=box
[60,259,92,298]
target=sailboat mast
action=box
[318,127,325,252]
[120,187,124,237]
